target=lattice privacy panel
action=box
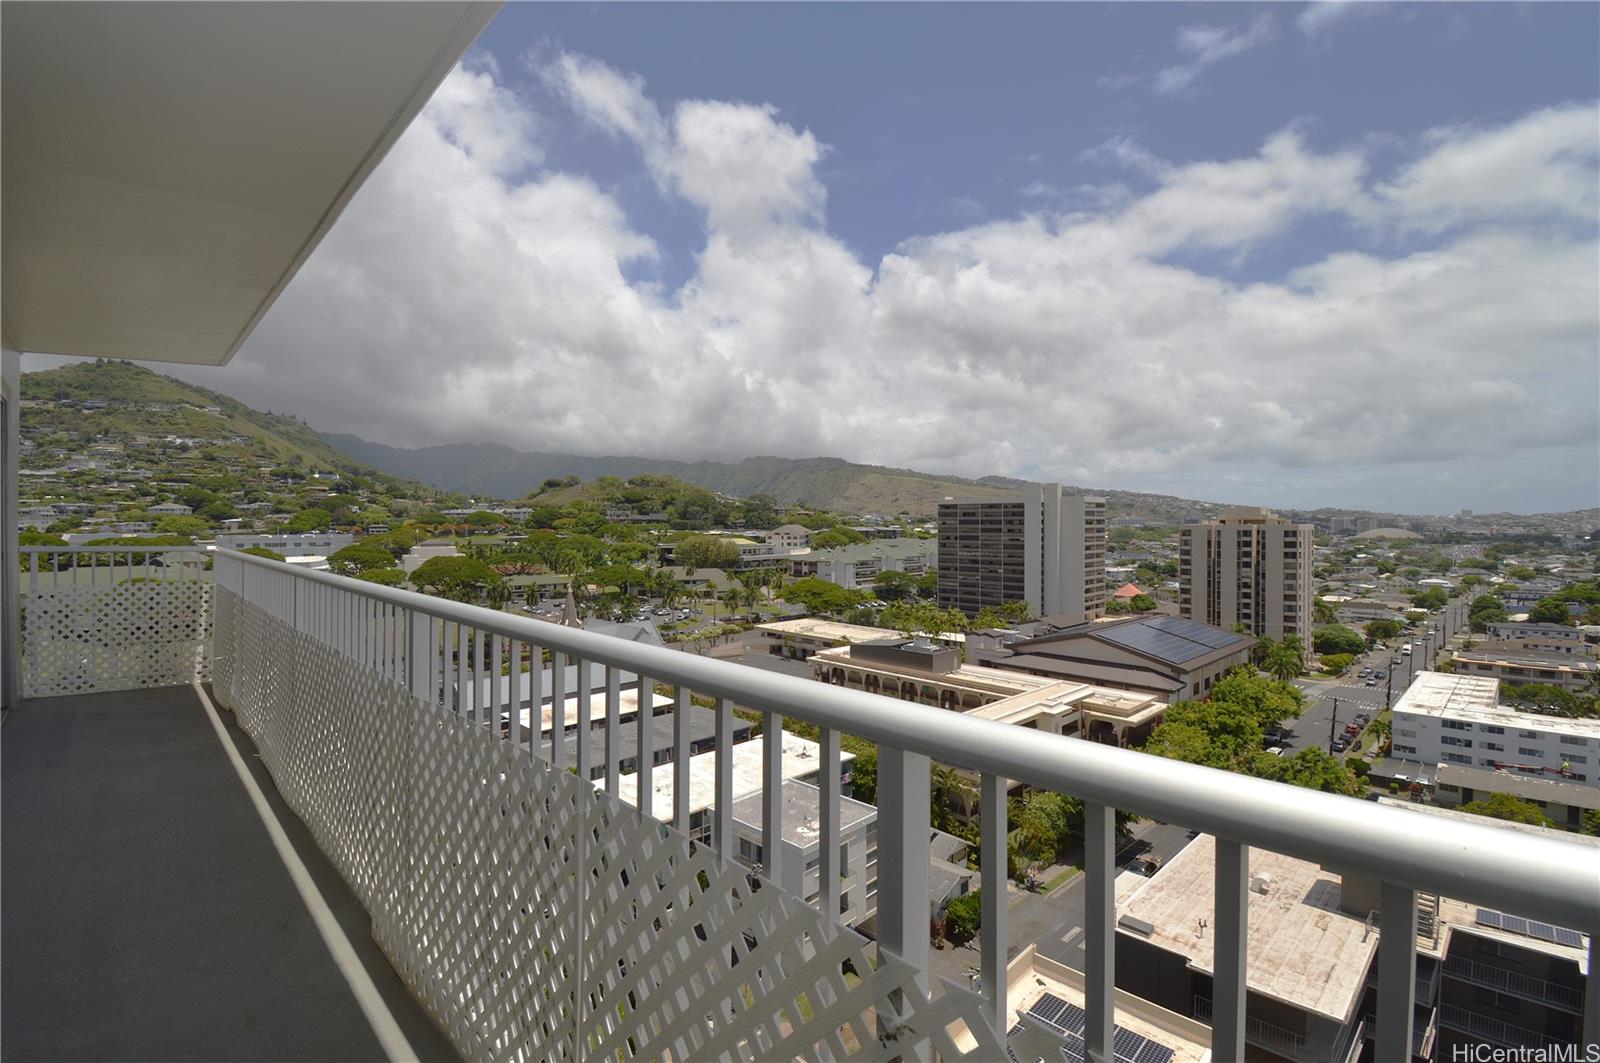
[22,581,211,698]
[213,587,1019,1062]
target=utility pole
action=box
[1385,670,1393,710]
[1328,697,1339,755]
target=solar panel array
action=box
[1095,616,1246,666]
[1476,908,1586,948]
[1012,992,1177,1063]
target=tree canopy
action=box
[327,541,399,577]
[674,534,743,573]
[411,555,502,603]
[1457,792,1552,828]
[1313,625,1366,656]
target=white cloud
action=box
[1154,14,1275,96]
[1297,2,1386,37]
[1372,104,1600,234]
[193,58,1598,513]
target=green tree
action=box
[810,527,869,549]
[1313,625,1366,656]
[154,515,210,536]
[873,569,921,601]
[1313,597,1339,625]
[674,534,742,573]
[944,890,982,945]
[1468,594,1509,632]
[1264,637,1305,682]
[1256,748,1364,797]
[1364,619,1403,643]
[1129,593,1158,612]
[284,507,331,533]
[881,601,968,639]
[327,541,399,577]
[1320,653,1356,676]
[780,577,871,615]
[1457,792,1553,828]
[1527,598,1574,626]
[412,555,502,603]
[1410,588,1448,611]
[356,568,408,587]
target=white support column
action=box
[817,727,841,919]
[979,772,1008,1039]
[1084,801,1115,1063]
[1376,880,1417,1063]
[762,713,783,885]
[1586,933,1599,1053]
[877,742,931,1055]
[1212,838,1249,1063]
[713,697,733,862]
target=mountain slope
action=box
[320,432,1222,518]
[24,360,394,478]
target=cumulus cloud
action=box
[189,55,1598,513]
[1154,14,1276,96]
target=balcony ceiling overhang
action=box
[2,1,499,365]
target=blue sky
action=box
[484,2,1599,289]
[136,2,1598,515]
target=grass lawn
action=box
[1042,866,1081,893]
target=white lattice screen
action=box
[22,581,211,698]
[212,586,1016,1062]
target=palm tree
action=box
[1265,638,1305,682]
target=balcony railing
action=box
[19,545,212,698]
[1193,994,1343,1063]
[1438,1004,1562,1051]
[23,545,1599,1062]
[1443,955,1584,1013]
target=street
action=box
[1284,600,1470,754]
[927,819,1199,990]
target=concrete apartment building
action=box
[1483,622,1594,657]
[1179,507,1313,651]
[937,484,1106,624]
[1449,648,1600,692]
[1115,827,1595,1062]
[1389,671,1600,789]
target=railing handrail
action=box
[213,547,1600,931]
[20,544,210,554]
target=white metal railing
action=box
[1193,994,1342,1063]
[1438,1003,1562,1051]
[1443,955,1584,1013]
[19,545,212,698]
[205,549,1600,1063]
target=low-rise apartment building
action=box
[1483,622,1593,656]
[213,531,355,556]
[787,538,935,589]
[1449,649,1600,692]
[754,616,964,660]
[1390,671,1600,788]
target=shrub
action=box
[944,890,981,945]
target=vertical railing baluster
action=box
[713,697,733,862]
[876,746,931,1060]
[980,772,1008,1039]
[1084,800,1115,1063]
[456,623,469,722]
[509,640,524,749]
[762,711,783,886]
[407,609,431,702]
[1213,838,1249,1063]
[604,667,621,795]
[574,658,591,783]
[490,635,504,738]
[528,644,544,755]
[673,685,691,834]
[636,673,653,819]
[551,652,567,769]
[1376,881,1417,1062]
[818,727,841,919]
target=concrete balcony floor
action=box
[2,685,458,1062]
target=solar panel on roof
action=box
[1554,927,1585,948]
[1477,908,1584,949]
[1477,908,1502,929]
[1016,993,1174,1063]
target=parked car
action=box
[1332,739,1348,753]
[1266,746,1284,757]
[1365,677,1377,686]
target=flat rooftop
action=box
[1430,762,1600,810]
[1003,951,1209,1063]
[729,778,876,849]
[1115,833,1378,1023]
[1394,671,1600,738]
[613,731,853,817]
[1452,648,1599,671]
[758,617,964,644]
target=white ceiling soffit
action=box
[2,1,500,365]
